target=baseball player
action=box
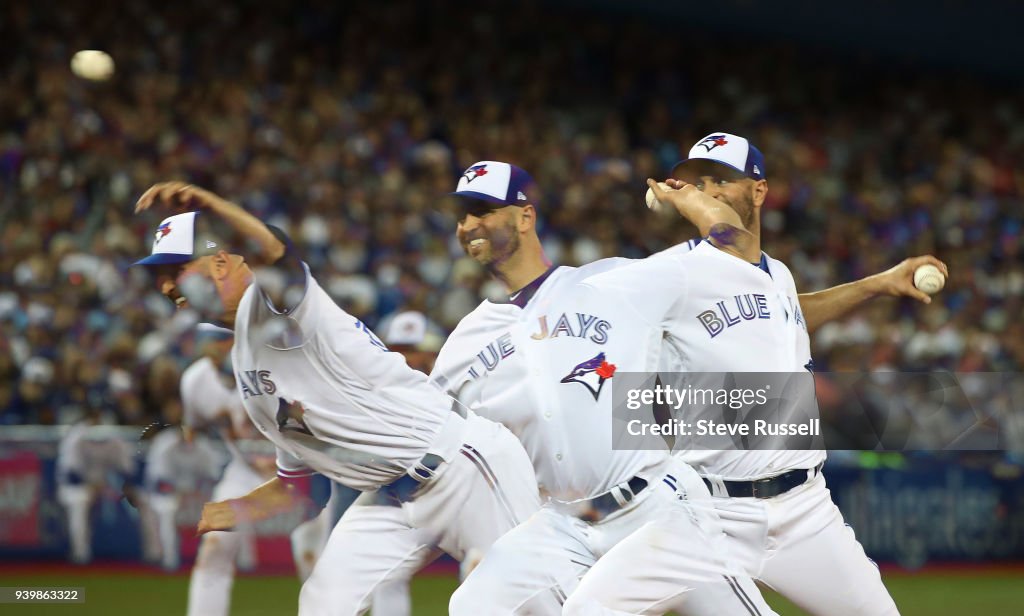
[561,133,947,614]
[437,161,776,615]
[56,411,135,564]
[303,311,441,616]
[437,159,941,614]
[144,420,224,572]
[131,182,539,616]
[176,323,336,614]
[178,324,266,613]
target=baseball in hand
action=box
[645,182,672,212]
[913,264,945,294]
[71,50,115,82]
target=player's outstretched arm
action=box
[646,178,758,262]
[196,476,299,535]
[799,255,949,333]
[135,181,285,266]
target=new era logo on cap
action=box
[133,211,217,266]
[451,161,534,206]
[672,132,766,181]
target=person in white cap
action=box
[383,310,443,373]
[437,160,777,615]
[143,419,223,572]
[435,155,943,614]
[132,182,540,615]
[560,133,946,614]
[56,409,134,564]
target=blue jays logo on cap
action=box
[697,134,729,152]
[133,211,218,266]
[463,164,489,183]
[560,352,617,401]
[154,221,173,245]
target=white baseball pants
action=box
[298,413,540,616]
[187,459,263,616]
[452,457,777,615]
[710,472,899,616]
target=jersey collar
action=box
[700,237,772,277]
[508,265,559,308]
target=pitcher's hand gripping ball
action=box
[913,264,945,294]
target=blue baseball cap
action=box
[671,132,766,181]
[133,211,220,266]
[450,161,534,206]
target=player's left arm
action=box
[799,255,948,333]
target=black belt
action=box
[703,463,823,499]
[586,476,648,519]
[377,453,446,504]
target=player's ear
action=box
[751,180,768,208]
[518,204,536,232]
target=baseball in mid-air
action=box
[70,50,115,82]
[913,264,945,294]
[645,182,672,212]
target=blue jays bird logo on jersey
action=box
[154,222,173,244]
[697,134,729,151]
[560,352,617,401]
[463,164,489,183]
[276,398,313,436]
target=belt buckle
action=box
[751,477,781,499]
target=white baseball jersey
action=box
[433,257,666,501]
[231,264,465,492]
[56,423,133,485]
[430,239,711,500]
[181,356,253,466]
[145,428,224,489]
[579,240,825,480]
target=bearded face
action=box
[457,204,522,269]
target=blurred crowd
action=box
[1,1,1021,439]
